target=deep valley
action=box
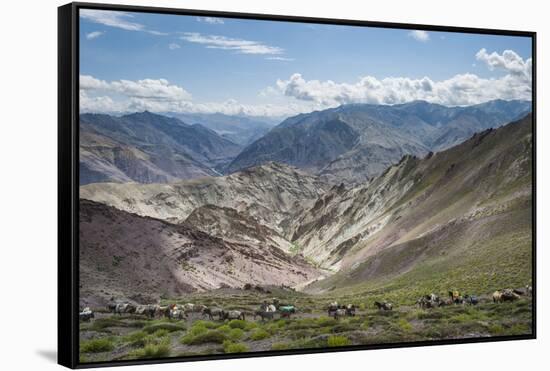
[78,103,533,361]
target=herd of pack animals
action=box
[79,285,532,324]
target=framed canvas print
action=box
[58,2,536,368]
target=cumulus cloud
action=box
[80,90,125,113]
[79,75,308,116]
[80,75,192,101]
[80,9,166,35]
[272,49,531,107]
[168,43,180,50]
[476,48,532,82]
[408,30,430,42]
[180,32,284,55]
[196,17,224,24]
[275,70,530,107]
[85,31,104,40]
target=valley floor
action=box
[79,288,532,363]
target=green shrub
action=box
[188,323,208,336]
[317,326,333,335]
[143,322,184,334]
[128,342,170,359]
[244,321,258,331]
[192,320,218,329]
[228,319,247,329]
[288,318,318,330]
[288,329,312,340]
[153,329,169,338]
[264,323,282,335]
[124,331,148,347]
[217,324,231,333]
[250,328,270,341]
[397,319,413,332]
[290,337,327,349]
[488,324,505,335]
[90,317,125,331]
[507,323,531,335]
[228,328,245,341]
[80,338,115,353]
[327,335,351,347]
[272,342,289,350]
[180,330,227,345]
[347,316,364,325]
[223,340,249,353]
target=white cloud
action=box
[196,17,224,24]
[80,9,166,36]
[79,48,532,117]
[80,9,144,31]
[180,32,284,55]
[80,75,192,101]
[85,31,104,40]
[79,75,307,117]
[274,72,530,107]
[476,48,532,82]
[80,90,124,113]
[266,56,294,61]
[147,30,169,36]
[274,49,532,107]
[408,30,430,42]
[80,75,109,90]
[168,43,181,50]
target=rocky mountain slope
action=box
[80,199,319,305]
[184,204,293,253]
[80,161,329,235]
[80,112,242,185]
[79,112,532,303]
[296,114,532,293]
[226,100,530,184]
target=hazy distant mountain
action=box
[168,112,279,146]
[79,111,242,185]
[226,100,531,184]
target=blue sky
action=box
[79,9,533,117]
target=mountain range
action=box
[167,112,278,146]
[79,100,530,187]
[79,113,532,303]
[227,99,531,183]
[79,112,242,185]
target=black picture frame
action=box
[58,2,537,369]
